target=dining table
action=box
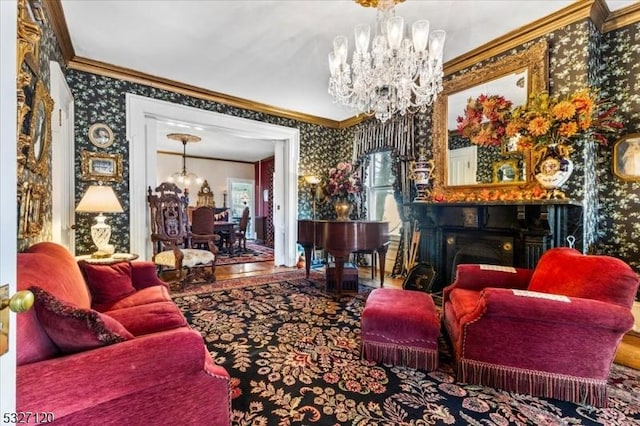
[214,221,236,255]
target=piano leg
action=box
[377,244,389,288]
[301,243,313,279]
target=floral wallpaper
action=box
[15,4,640,273]
[596,21,640,271]
[65,70,350,254]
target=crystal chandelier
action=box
[328,0,446,122]
[166,133,203,187]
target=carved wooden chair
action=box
[234,207,250,252]
[147,182,217,289]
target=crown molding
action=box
[444,1,595,76]
[157,150,256,164]
[602,1,640,32]
[67,56,343,129]
[42,0,74,62]
[45,0,640,131]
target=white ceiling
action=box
[60,0,636,160]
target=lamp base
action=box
[91,251,111,259]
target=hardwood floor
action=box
[216,261,404,289]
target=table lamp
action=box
[76,185,124,258]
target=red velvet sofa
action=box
[17,242,231,425]
[443,247,639,407]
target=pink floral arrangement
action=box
[323,162,362,199]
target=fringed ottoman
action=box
[361,288,440,371]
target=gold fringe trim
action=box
[459,358,608,407]
[362,341,438,371]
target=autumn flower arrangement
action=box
[323,162,362,200]
[456,94,513,147]
[505,89,622,150]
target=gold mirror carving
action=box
[26,79,53,176]
[17,0,49,239]
[18,181,45,239]
[432,40,548,199]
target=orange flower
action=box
[551,101,576,120]
[558,121,578,138]
[527,117,551,136]
[571,90,595,114]
[509,88,620,149]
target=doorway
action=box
[126,94,299,266]
[228,178,255,239]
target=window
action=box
[365,151,400,235]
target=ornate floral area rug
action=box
[216,242,274,266]
[172,279,640,425]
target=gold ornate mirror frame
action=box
[27,79,54,176]
[432,40,548,200]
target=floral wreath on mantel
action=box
[456,94,513,147]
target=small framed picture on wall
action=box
[613,134,640,181]
[81,150,123,182]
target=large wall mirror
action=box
[432,40,548,197]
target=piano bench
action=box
[361,288,440,371]
[325,262,359,292]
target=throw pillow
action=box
[30,286,134,354]
[78,261,136,306]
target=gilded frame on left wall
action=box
[18,181,45,238]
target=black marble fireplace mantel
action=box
[410,200,583,292]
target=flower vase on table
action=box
[322,162,362,221]
[334,199,352,221]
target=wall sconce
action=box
[76,185,124,258]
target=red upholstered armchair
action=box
[442,247,639,407]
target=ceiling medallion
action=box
[329,0,446,122]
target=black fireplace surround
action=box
[411,200,583,292]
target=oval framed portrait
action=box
[88,123,114,148]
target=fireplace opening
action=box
[444,232,515,287]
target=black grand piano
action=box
[297,220,390,294]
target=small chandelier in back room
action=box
[328,0,446,122]
[166,133,203,187]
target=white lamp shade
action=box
[76,185,124,213]
[76,185,123,256]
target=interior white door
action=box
[0,0,18,413]
[448,146,478,185]
[50,60,75,252]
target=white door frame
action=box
[126,94,299,266]
[50,60,75,252]
[0,0,18,413]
